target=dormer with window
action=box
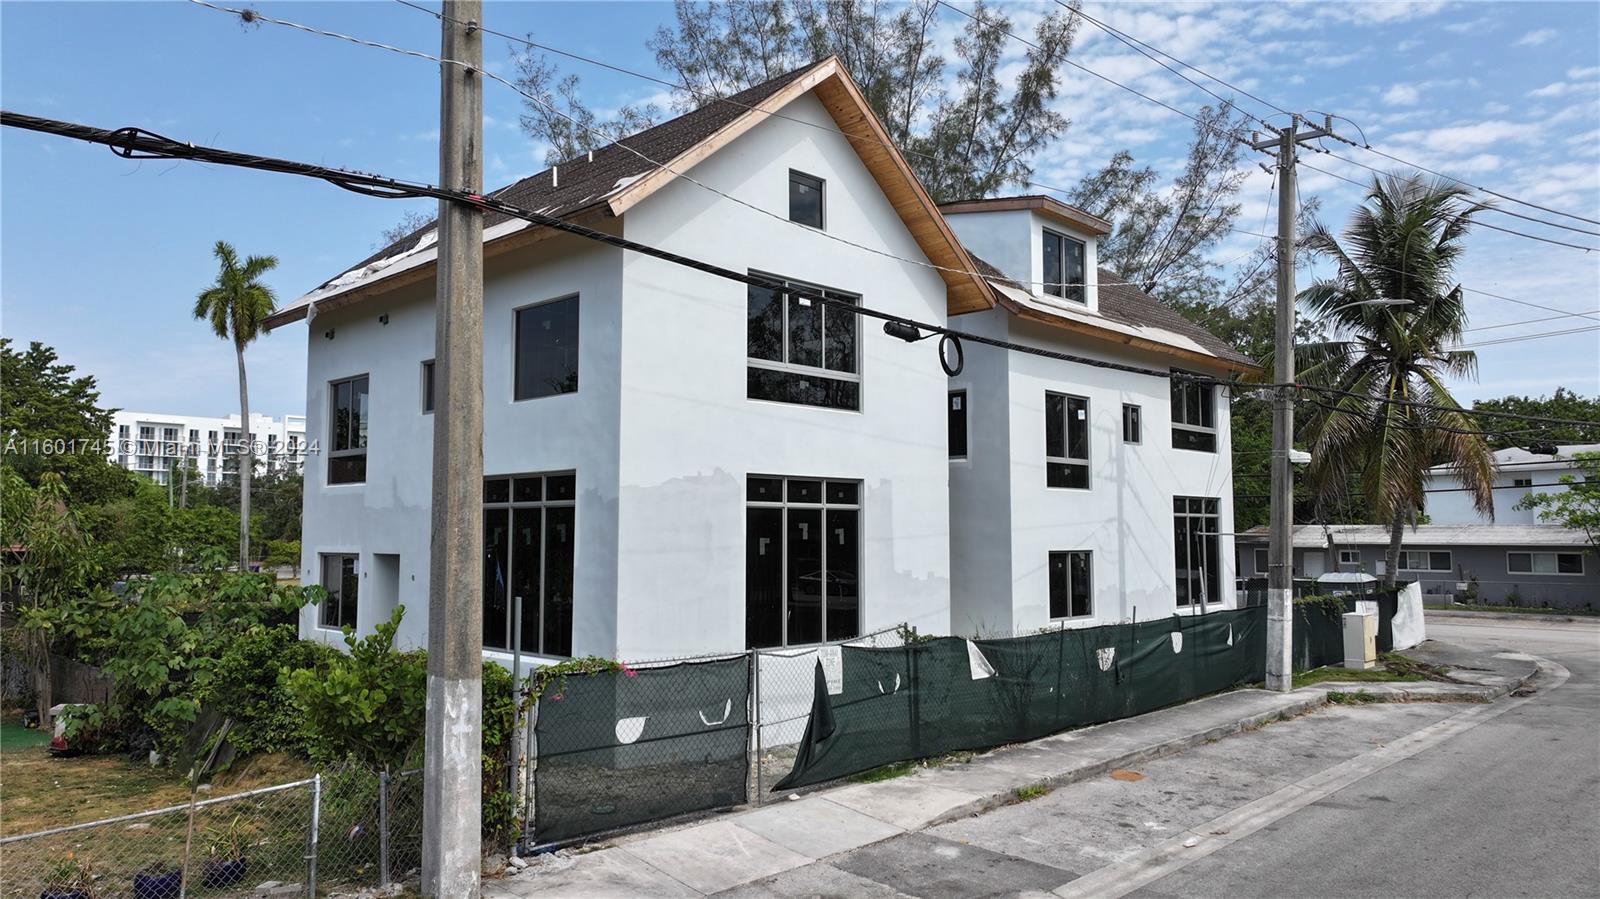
[937,196,1112,314]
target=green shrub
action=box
[204,624,338,756]
[285,607,427,772]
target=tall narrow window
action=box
[949,390,968,459]
[1045,392,1090,488]
[1170,375,1217,452]
[421,359,435,413]
[1174,497,1221,606]
[1048,551,1092,619]
[515,296,580,400]
[1253,548,1269,575]
[747,274,860,411]
[328,375,369,484]
[319,554,359,630]
[745,476,860,648]
[789,170,824,228]
[483,472,576,656]
[1042,229,1086,303]
[1122,403,1142,443]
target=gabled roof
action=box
[940,195,1113,236]
[1427,444,1600,474]
[967,254,1259,374]
[266,57,990,329]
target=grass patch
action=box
[1293,651,1454,688]
[1425,604,1597,617]
[851,760,920,784]
[1011,782,1052,802]
[1327,690,1385,705]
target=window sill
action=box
[745,396,863,416]
[512,389,580,404]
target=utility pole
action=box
[1252,115,1334,693]
[422,2,484,896]
[180,462,188,510]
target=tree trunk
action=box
[31,635,52,734]
[236,343,252,571]
[1383,504,1406,589]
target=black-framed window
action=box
[1253,548,1269,575]
[1512,477,1532,488]
[949,390,968,459]
[1399,550,1451,572]
[1048,551,1092,619]
[483,472,576,657]
[789,170,824,229]
[514,296,580,401]
[1046,392,1089,488]
[421,359,435,413]
[1175,496,1221,606]
[1170,375,1217,452]
[328,375,369,484]
[319,553,359,630]
[746,475,860,648]
[1507,551,1584,575]
[1042,229,1086,303]
[747,273,859,411]
[1122,403,1142,444]
[1339,549,1360,565]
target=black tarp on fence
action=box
[774,606,1266,791]
[532,655,749,844]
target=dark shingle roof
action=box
[968,253,1253,368]
[322,60,831,288]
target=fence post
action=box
[752,649,764,807]
[379,770,391,887]
[306,773,321,898]
[524,698,538,849]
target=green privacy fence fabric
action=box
[1292,591,1402,670]
[532,655,749,845]
[775,606,1266,791]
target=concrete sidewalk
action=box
[489,640,1538,899]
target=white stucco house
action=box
[266,57,1254,663]
[1424,443,1599,526]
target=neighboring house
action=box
[107,410,307,486]
[267,58,1252,663]
[940,196,1257,636]
[1237,524,1597,609]
[1424,443,1600,525]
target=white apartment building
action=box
[108,410,307,486]
[268,58,1252,663]
[1424,443,1600,525]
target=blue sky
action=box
[3,1,1596,419]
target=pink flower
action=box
[622,666,637,678]
[550,693,563,701]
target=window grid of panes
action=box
[747,273,860,411]
[745,476,861,649]
[1122,403,1142,444]
[1399,550,1451,572]
[1048,550,1092,619]
[1507,551,1583,574]
[1170,376,1216,452]
[1045,392,1090,488]
[319,554,359,630]
[1174,496,1221,607]
[1042,229,1086,303]
[328,375,369,484]
[483,472,576,657]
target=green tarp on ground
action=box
[774,606,1266,791]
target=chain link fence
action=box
[0,765,423,899]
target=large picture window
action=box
[1048,551,1092,619]
[1174,497,1221,606]
[1042,229,1086,303]
[1045,392,1090,489]
[1508,551,1584,574]
[747,274,859,411]
[1399,550,1451,572]
[746,476,860,648]
[515,296,580,401]
[483,472,576,657]
[319,554,359,630]
[328,375,369,484]
[1170,375,1216,452]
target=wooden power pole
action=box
[421,1,485,895]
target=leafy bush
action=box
[285,607,427,772]
[204,624,338,756]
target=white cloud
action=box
[1396,38,1423,52]
[1528,82,1571,98]
[1568,66,1600,80]
[1382,84,1421,106]
[1514,28,1558,47]
[1482,101,1511,115]
[1389,120,1537,152]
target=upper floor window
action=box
[1122,403,1142,444]
[328,374,369,485]
[421,359,436,414]
[1042,229,1085,303]
[747,274,859,411]
[949,391,968,459]
[1512,477,1532,488]
[1045,392,1089,489]
[515,296,580,400]
[1171,375,1217,453]
[789,170,824,229]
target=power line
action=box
[1453,324,1600,350]
[1464,311,1600,333]
[1293,381,1600,430]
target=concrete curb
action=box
[1425,608,1598,624]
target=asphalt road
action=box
[717,614,1600,899]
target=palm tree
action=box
[1296,174,1496,587]
[194,241,278,570]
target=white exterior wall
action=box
[944,209,1100,314]
[296,231,623,660]
[616,92,952,658]
[108,409,306,485]
[1423,468,1569,525]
